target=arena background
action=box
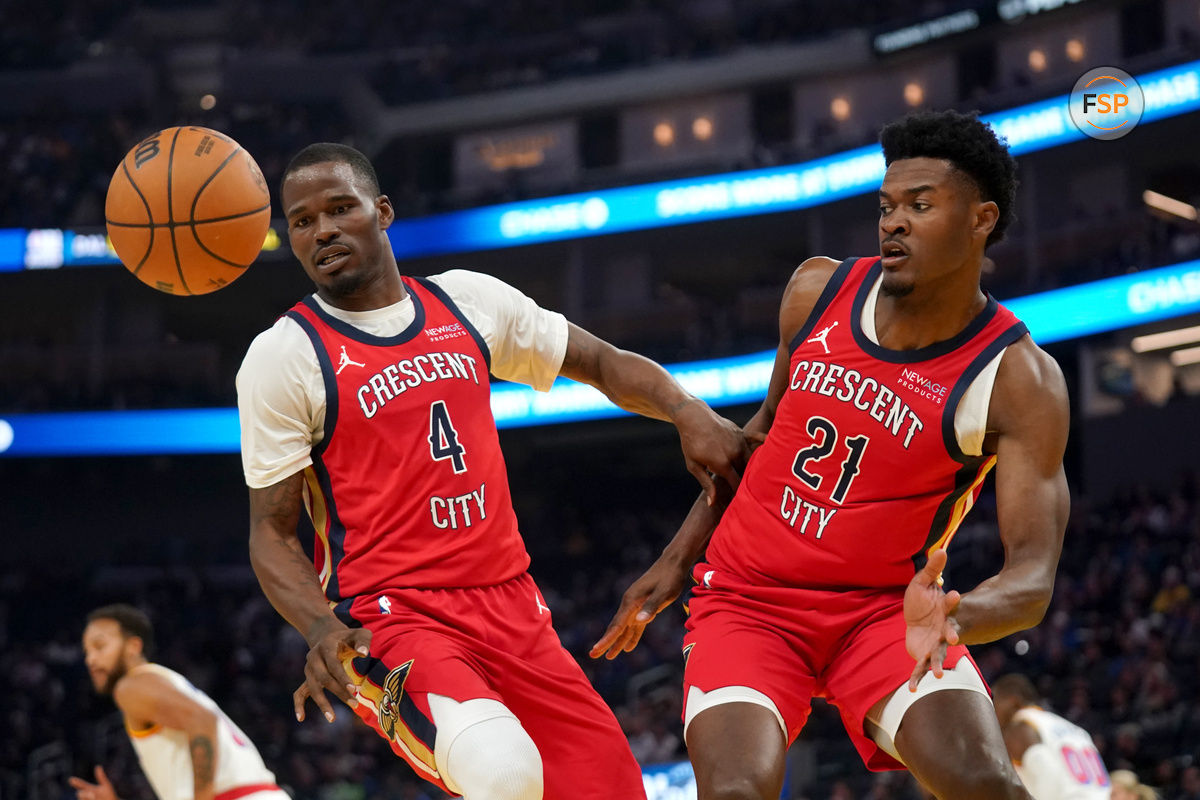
[2,0,1199,797]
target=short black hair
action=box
[991,673,1039,704]
[879,110,1018,247]
[87,604,155,659]
[282,142,381,198]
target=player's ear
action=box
[125,635,145,659]
[974,199,999,241]
[376,194,395,230]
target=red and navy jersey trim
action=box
[284,307,348,602]
[940,319,1030,464]
[295,291,428,346]
[849,259,1004,364]
[787,256,858,355]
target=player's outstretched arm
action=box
[904,338,1069,683]
[111,671,220,800]
[68,766,119,800]
[558,322,748,504]
[248,474,370,724]
[591,257,841,660]
[589,340,793,661]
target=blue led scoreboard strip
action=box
[3,259,1199,456]
[2,60,1198,270]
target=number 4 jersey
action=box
[279,276,536,600]
[706,256,1029,590]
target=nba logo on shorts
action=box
[1069,67,1144,140]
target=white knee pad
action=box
[429,694,543,800]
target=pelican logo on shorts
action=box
[378,660,415,742]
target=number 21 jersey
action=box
[706,256,1029,589]
[285,276,529,600]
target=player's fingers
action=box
[94,766,112,788]
[310,684,337,723]
[589,624,627,659]
[609,626,643,659]
[623,624,648,653]
[67,778,92,791]
[318,649,357,702]
[603,623,642,659]
[293,682,312,721]
[932,643,949,679]
[337,629,373,661]
[908,658,927,692]
[943,589,962,613]
[301,663,339,721]
[686,461,717,506]
[921,549,948,583]
[710,461,742,492]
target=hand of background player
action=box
[589,555,690,660]
[294,620,372,723]
[672,400,750,506]
[903,549,961,691]
[68,766,119,800]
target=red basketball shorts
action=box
[339,572,645,799]
[682,562,974,771]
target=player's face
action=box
[282,161,396,300]
[877,157,994,298]
[82,619,133,695]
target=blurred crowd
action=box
[2,467,1198,799]
[4,0,949,73]
[0,0,1002,232]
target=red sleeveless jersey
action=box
[285,277,530,602]
[705,257,1029,589]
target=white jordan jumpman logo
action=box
[336,345,366,375]
[806,321,839,354]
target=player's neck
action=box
[874,273,987,351]
[318,265,408,312]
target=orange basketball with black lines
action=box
[105,126,271,296]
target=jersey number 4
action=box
[791,416,869,505]
[429,400,467,474]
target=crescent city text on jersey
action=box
[790,359,925,448]
[356,352,483,418]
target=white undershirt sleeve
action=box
[430,270,568,391]
[235,318,325,489]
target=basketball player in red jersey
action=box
[236,143,747,800]
[592,110,1069,799]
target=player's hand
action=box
[903,549,961,691]
[294,620,372,723]
[68,766,119,800]
[589,557,690,660]
[672,400,749,506]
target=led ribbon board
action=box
[3,259,1199,456]
[1,60,1197,270]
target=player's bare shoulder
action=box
[779,257,841,343]
[988,335,1070,450]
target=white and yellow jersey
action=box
[125,665,284,800]
[1012,706,1111,800]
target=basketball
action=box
[105,126,271,296]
